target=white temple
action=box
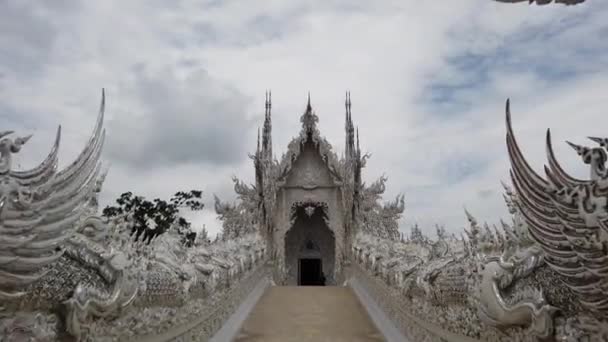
[1,89,607,341]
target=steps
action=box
[234,286,385,342]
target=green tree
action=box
[102,190,204,245]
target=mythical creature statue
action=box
[357,175,405,240]
[0,90,105,304]
[504,99,608,340]
[214,191,258,240]
[352,205,559,340]
[0,90,268,341]
[348,100,607,341]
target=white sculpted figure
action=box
[0,91,269,342]
[0,90,105,302]
[504,100,608,339]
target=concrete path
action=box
[233,286,385,342]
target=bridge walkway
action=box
[232,286,385,342]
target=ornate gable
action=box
[277,96,343,187]
[284,139,335,189]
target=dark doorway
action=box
[285,203,335,286]
[299,258,324,286]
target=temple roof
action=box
[277,95,343,184]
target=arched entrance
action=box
[285,201,336,285]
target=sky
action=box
[2,0,607,238]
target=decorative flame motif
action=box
[505,99,608,320]
[0,89,105,301]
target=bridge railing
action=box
[349,231,556,341]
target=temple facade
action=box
[250,93,357,285]
[215,92,404,285]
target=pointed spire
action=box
[256,127,261,154]
[299,91,318,135]
[345,91,349,110]
[356,126,360,153]
[345,91,350,123]
[262,90,273,159]
[346,91,352,118]
[346,91,353,130]
[265,90,272,119]
[345,91,356,159]
[345,91,351,158]
[306,92,311,112]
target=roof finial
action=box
[345,91,351,122]
[262,90,273,158]
[306,92,311,111]
[356,126,360,152]
[257,127,260,154]
[345,91,349,123]
[265,90,272,119]
[346,91,351,115]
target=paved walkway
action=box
[233,286,385,342]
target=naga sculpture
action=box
[0,90,268,341]
[349,100,608,341]
[0,89,105,308]
[505,99,608,340]
[358,175,406,241]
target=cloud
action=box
[105,66,254,169]
[477,189,495,199]
[1,0,608,238]
[0,2,59,78]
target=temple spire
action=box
[264,90,269,114]
[300,92,318,135]
[262,90,272,159]
[256,127,261,155]
[356,126,360,155]
[346,91,352,118]
[345,91,355,159]
[345,92,349,157]
[306,92,311,112]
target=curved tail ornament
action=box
[504,100,608,322]
[0,89,106,301]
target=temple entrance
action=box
[299,258,323,285]
[285,202,335,285]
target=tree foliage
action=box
[102,190,204,245]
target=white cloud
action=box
[1,0,607,238]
